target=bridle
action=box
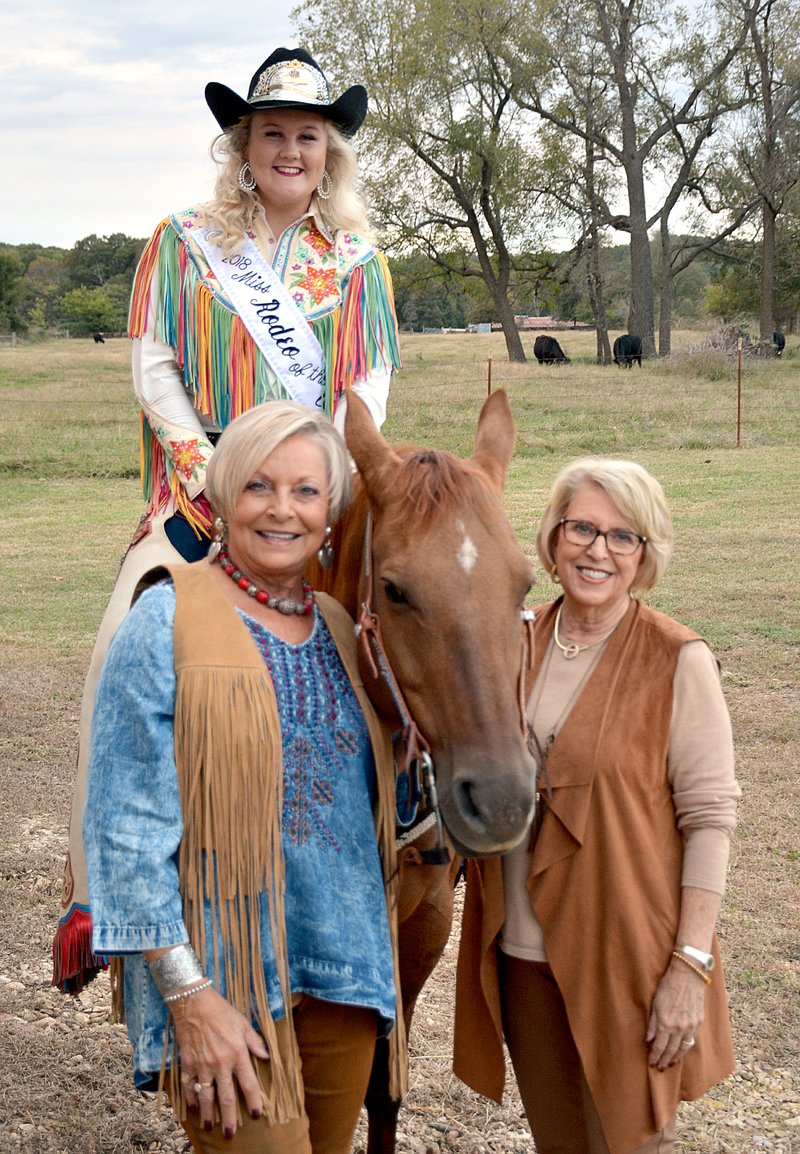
[355,510,537,865]
[356,512,449,864]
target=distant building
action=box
[489,316,592,331]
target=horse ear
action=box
[343,391,401,509]
[471,389,516,491]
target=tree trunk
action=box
[658,219,673,356]
[583,130,612,365]
[492,288,527,362]
[626,157,656,358]
[465,209,527,362]
[587,230,612,364]
[760,197,776,342]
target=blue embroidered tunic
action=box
[84,583,395,1087]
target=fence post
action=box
[487,358,492,396]
[736,338,742,448]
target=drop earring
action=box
[208,516,227,563]
[238,161,256,192]
[317,526,334,571]
[316,170,332,200]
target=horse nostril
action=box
[456,779,486,832]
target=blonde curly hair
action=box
[202,115,373,254]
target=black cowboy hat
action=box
[205,47,367,138]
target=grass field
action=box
[1,331,799,1151]
[3,329,797,656]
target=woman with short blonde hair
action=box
[535,457,673,592]
[206,400,354,525]
[455,456,740,1153]
[83,400,403,1151]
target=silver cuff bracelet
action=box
[147,943,204,997]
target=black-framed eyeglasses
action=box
[559,519,646,555]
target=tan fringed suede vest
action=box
[168,563,406,1119]
[454,598,734,1153]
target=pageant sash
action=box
[194,228,325,410]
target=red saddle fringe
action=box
[51,905,108,994]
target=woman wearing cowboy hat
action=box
[53,44,400,1018]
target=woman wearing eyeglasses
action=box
[453,458,740,1154]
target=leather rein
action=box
[355,510,537,865]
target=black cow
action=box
[773,330,785,356]
[92,332,105,344]
[613,333,642,368]
[533,335,571,364]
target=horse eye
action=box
[382,580,409,606]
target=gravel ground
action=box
[1,656,798,1152]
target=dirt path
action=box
[1,656,798,1152]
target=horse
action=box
[310,388,538,1154]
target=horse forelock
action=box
[381,448,500,533]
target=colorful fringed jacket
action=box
[128,206,401,536]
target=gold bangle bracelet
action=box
[671,949,712,985]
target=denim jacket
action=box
[84,582,395,1086]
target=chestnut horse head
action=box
[319,390,537,858]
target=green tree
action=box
[64,233,143,289]
[18,255,67,329]
[773,214,800,329]
[58,286,124,336]
[391,255,469,330]
[296,0,553,362]
[704,207,800,329]
[737,0,800,339]
[506,0,755,357]
[529,52,621,362]
[0,249,24,331]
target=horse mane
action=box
[382,447,500,533]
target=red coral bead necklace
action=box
[217,547,315,616]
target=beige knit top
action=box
[501,636,740,962]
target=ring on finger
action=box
[193,1080,213,1094]
[681,1036,696,1048]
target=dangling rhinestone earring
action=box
[237,161,257,192]
[316,170,332,200]
[207,516,227,563]
[317,526,334,571]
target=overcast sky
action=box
[0,0,303,248]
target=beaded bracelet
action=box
[163,978,214,1004]
[671,949,712,985]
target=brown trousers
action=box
[499,953,676,1154]
[176,997,379,1154]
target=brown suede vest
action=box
[169,563,406,1117]
[454,598,734,1153]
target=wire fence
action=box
[386,348,798,455]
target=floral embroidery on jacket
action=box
[168,437,207,481]
[304,227,333,257]
[293,265,338,305]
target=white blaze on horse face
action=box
[455,519,479,574]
